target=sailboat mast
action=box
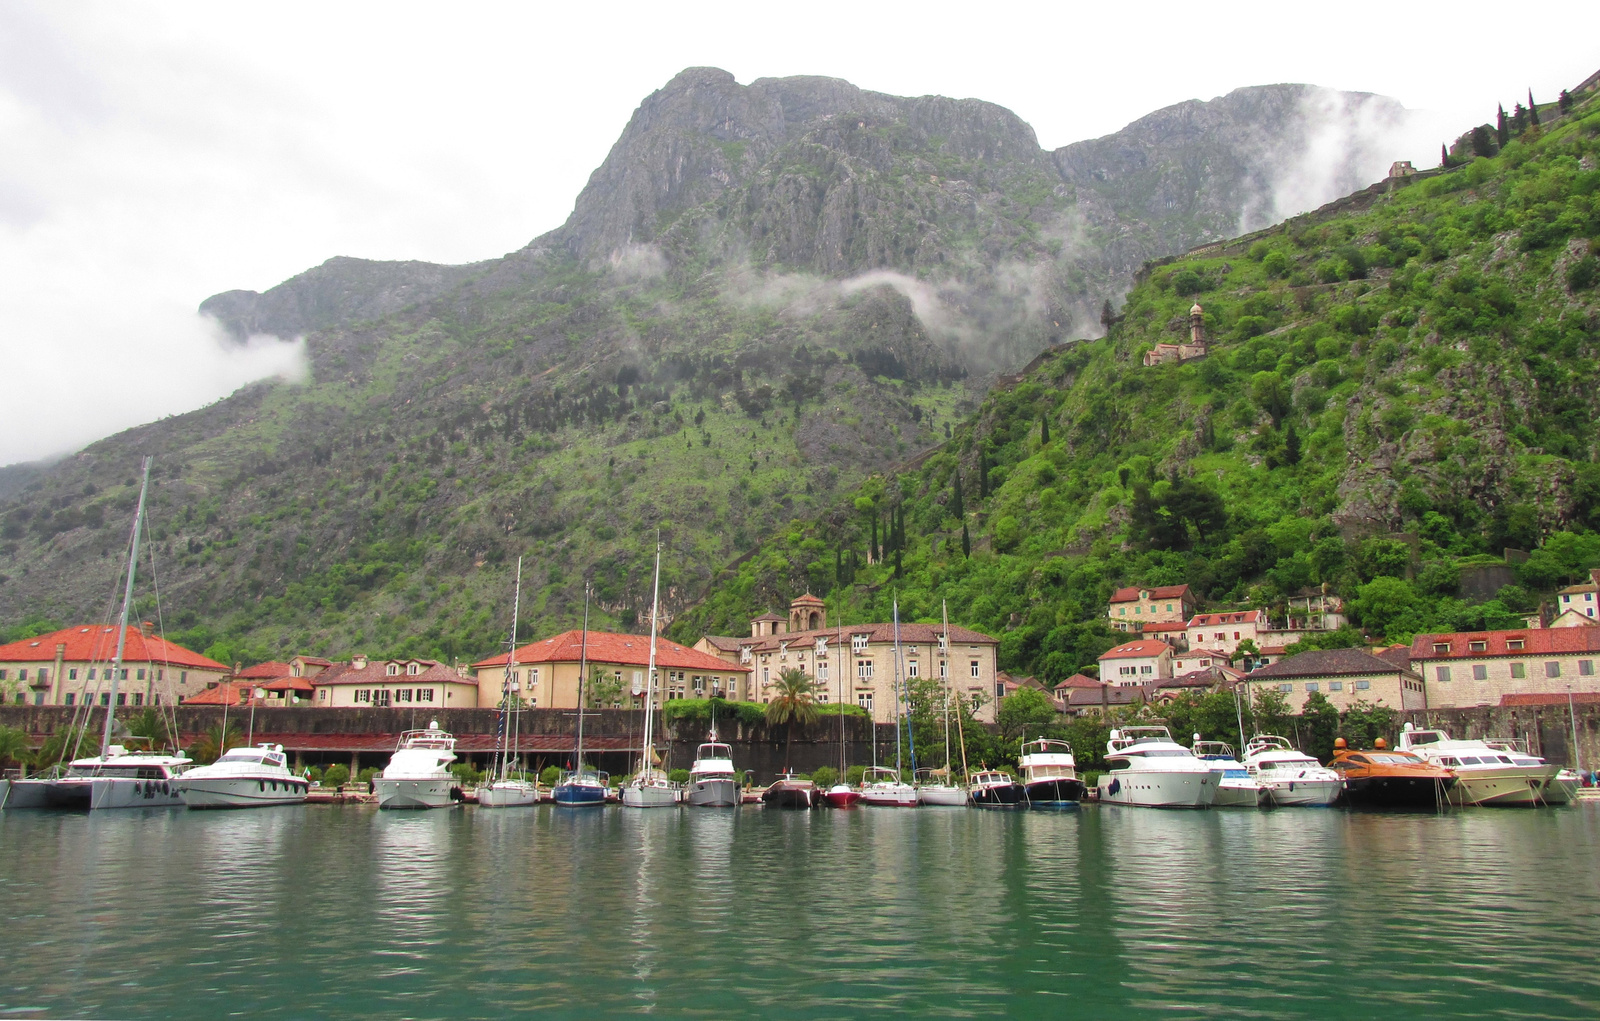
[837,599,846,776]
[946,601,970,781]
[892,599,902,779]
[509,557,524,778]
[500,557,523,781]
[575,583,590,771]
[101,456,151,759]
[641,538,662,776]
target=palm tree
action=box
[190,722,242,765]
[0,726,32,774]
[765,668,820,773]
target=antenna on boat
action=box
[100,456,152,760]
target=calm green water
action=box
[1,804,1597,1020]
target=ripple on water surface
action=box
[1,804,1597,1020]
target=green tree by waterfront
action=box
[765,668,819,773]
[0,726,32,772]
[996,687,1057,739]
[189,722,242,765]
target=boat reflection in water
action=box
[1328,737,1454,809]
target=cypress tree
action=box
[870,513,878,562]
[951,471,965,520]
[1560,89,1573,114]
[1512,103,1526,132]
[1528,90,1540,126]
[893,548,903,580]
[1284,421,1301,466]
[835,548,843,587]
[1496,105,1509,147]
[1040,414,1051,445]
[1100,299,1114,331]
[961,521,971,558]
[1440,143,1450,168]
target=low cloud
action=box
[607,243,668,280]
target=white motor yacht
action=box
[1241,736,1343,806]
[914,768,967,806]
[375,722,461,809]
[6,746,194,810]
[1396,725,1563,806]
[176,744,308,808]
[859,765,919,807]
[1096,727,1217,808]
[1193,739,1267,807]
[687,742,740,807]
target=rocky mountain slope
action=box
[1,68,1413,665]
[676,81,1600,681]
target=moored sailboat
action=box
[918,601,968,807]
[553,585,609,807]
[623,539,679,808]
[477,557,538,808]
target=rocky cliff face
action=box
[1,68,1418,664]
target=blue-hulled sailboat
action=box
[553,583,608,806]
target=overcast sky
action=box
[2,1,1597,467]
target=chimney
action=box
[140,621,154,637]
[352,654,368,670]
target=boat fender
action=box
[1107,778,1120,796]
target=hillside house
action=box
[313,657,480,709]
[1098,639,1174,685]
[0,625,226,707]
[1407,628,1600,709]
[1185,610,1269,660]
[1243,648,1426,713]
[1556,571,1600,621]
[1107,584,1195,633]
[481,631,749,710]
[1142,304,1209,366]
[696,596,1000,723]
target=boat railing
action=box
[1483,736,1531,754]
[1243,735,1294,756]
[1021,738,1074,756]
[1193,741,1237,759]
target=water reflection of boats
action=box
[1241,736,1343,807]
[1018,738,1085,806]
[1096,727,1216,809]
[1328,737,1454,809]
[1193,741,1265,808]
[1395,725,1563,806]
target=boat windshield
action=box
[1127,748,1192,758]
[1257,757,1317,769]
[217,751,272,765]
[1362,753,1424,764]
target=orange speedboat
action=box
[1328,737,1455,809]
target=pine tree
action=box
[1560,89,1574,114]
[1512,103,1527,132]
[961,521,971,558]
[1496,104,1509,147]
[951,471,965,520]
[1528,90,1540,127]
[1471,126,1495,159]
[1040,414,1051,445]
[1100,299,1114,332]
[1284,421,1301,466]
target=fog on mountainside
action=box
[1,67,1430,666]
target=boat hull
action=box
[375,778,457,809]
[621,784,679,808]
[762,783,817,808]
[970,782,1026,807]
[687,779,741,807]
[178,777,308,809]
[1023,778,1085,806]
[861,783,919,807]
[919,785,968,806]
[1449,767,1562,807]
[1213,778,1265,808]
[552,782,607,806]
[476,782,539,807]
[822,787,862,808]
[1546,772,1580,805]
[1341,775,1453,809]
[1263,778,1343,807]
[1097,770,1216,809]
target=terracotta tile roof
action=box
[1558,582,1599,594]
[235,661,292,679]
[1499,691,1600,707]
[1246,648,1417,680]
[1188,610,1268,627]
[313,661,468,687]
[1053,673,1101,690]
[294,656,335,667]
[1141,621,1189,633]
[734,622,997,655]
[1065,684,1149,706]
[1109,584,1191,604]
[698,635,749,653]
[475,631,751,673]
[262,676,314,693]
[1409,629,1600,659]
[183,681,262,705]
[1255,646,1290,656]
[0,626,226,671]
[1099,640,1173,660]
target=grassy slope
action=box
[673,92,1600,683]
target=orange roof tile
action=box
[1410,629,1600,659]
[1099,640,1173,660]
[183,681,263,705]
[0,626,226,671]
[474,630,750,673]
[235,661,292,679]
[1109,584,1191,604]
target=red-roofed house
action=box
[1409,628,1600,708]
[0,625,227,708]
[1098,639,1174,685]
[693,597,1000,723]
[312,657,480,708]
[1107,585,1195,632]
[474,630,752,711]
[1185,610,1269,660]
[234,661,292,681]
[183,681,264,706]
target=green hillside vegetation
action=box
[674,88,1600,687]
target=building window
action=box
[817,662,828,681]
[939,660,947,679]
[386,663,398,675]
[1134,607,1142,615]
[970,693,981,712]
[1582,661,1595,677]
[857,692,873,713]
[1329,681,1343,692]
[136,668,145,681]
[181,671,187,683]
[1355,680,1371,690]
[1472,665,1488,680]
[1277,684,1292,693]
[407,663,420,676]
[1507,640,1524,651]
[1118,608,1126,616]
[1435,666,1451,683]
[970,660,980,679]
[68,668,78,681]
[857,660,873,680]
[133,693,143,706]
[1545,661,1562,678]
[65,693,75,706]
[1469,641,1487,652]
[16,669,25,682]
[852,634,868,653]
[1140,665,1153,675]
[116,693,125,706]
[397,688,413,702]
[907,661,919,678]
[1306,683,1319,692]
[1432,643,1450,653]
[319,689,328,702]
[418,688,434,702]
[375,690,391,707]
[356,689,371,703]
[1510,663,1526,679]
